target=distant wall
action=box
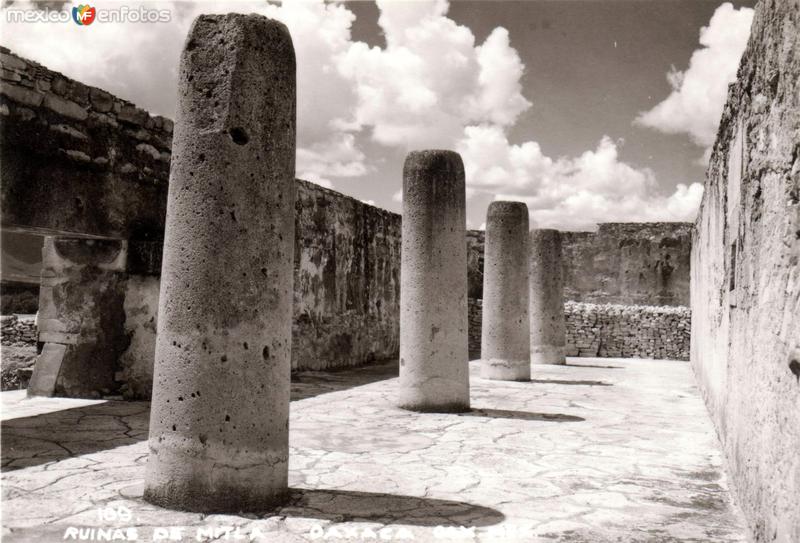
[691,1,800,541]
[560,223,692,306]
[292,180,401,371]
[466,222,692,307]
[564,301,689,361]
[467,298,690,362]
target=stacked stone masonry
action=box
[468,299,690,362]
[0,314,37,346]
[564,302,690,361]
[0,46,171,240]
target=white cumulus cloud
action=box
[459,127,704,231]
[635,2,754,148]
[336,0,530,148]
[1,0,710,229]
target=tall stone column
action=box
[399,150,469,412]
[481,201,530,381]
[144,14,296,513]
[529,229,566,365]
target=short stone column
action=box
[481,201,530,380]
[398,150,469,412]
[144,14,296,513]
[529,229,566,365]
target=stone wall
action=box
[560,222,692,306]
[0,47,170,240]
[467,299,690,361]
[292,180,401,370]
[1,314,36,346]
[564,302,689,361]
[468,298,483,356]
[691,1,800,541]
[0,314,37,391]
[466,222,692,307]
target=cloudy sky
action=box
[1,0,755,230]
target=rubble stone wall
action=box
[564,302,689,361]
[468,299,690,361]
[690,1,800,541]
[0,314,36,346]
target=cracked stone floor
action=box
[1,357,747,542]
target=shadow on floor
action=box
[530,379,612,386]
[283,488,505,527]
[290,359,398,401]
[460,408,584,422]
[2,361,401,472]
[564,363,624,369]
[1,400,150,472]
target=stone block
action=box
[43,94,87,120]
[0,84,44,107]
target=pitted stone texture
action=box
[144,14,296,513]
[399,150,469,412]
[480,201,530,381]
[529,229,566,365]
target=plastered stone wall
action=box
[117,275,159,399]
[468,298,690,361]
[691,1,800,540]
[467,222,692,307]
[292,180,401,371]
[561,223,692,306]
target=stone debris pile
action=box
[565,301,690,361]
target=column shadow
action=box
[282,488,505,527]
[564,363,623,369]
[1,400,150,472]
[529,379,612,386]
[3,360,402,471]
[458,408,584,422]
[290,359,398,401]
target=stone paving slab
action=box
[1,358,747,542]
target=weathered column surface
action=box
[144,13,296,513]
[529,229,566,365]
[398,150,469,412]
[481,201,530,380]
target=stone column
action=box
[144,14,296,513]
[529,229,566,365]
[399,150,469,412]
[481,201,530,380]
